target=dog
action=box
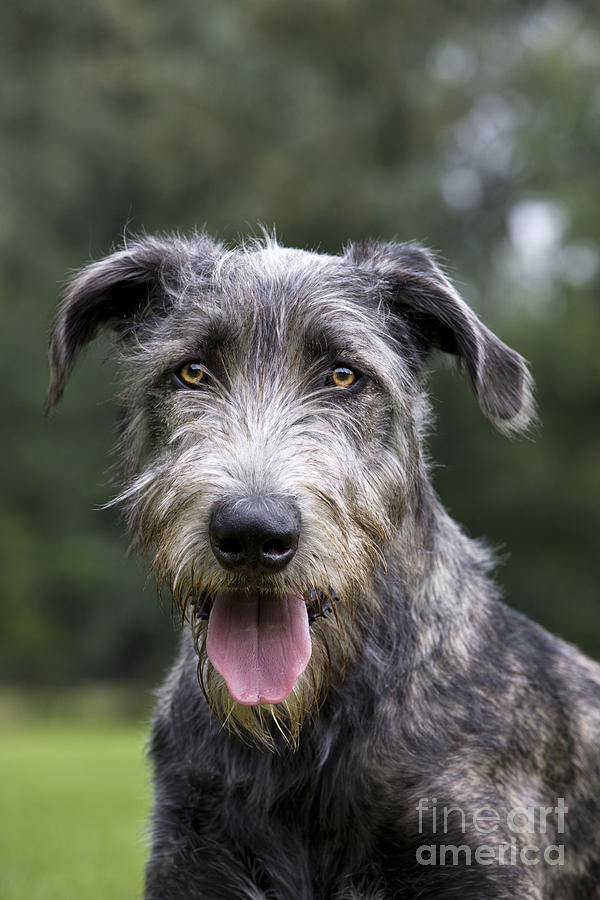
[47,233,600,899]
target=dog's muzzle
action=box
[209,495,300,574]
[200,495,307,705]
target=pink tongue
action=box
[206,591,312,706]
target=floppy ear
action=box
[346,240,535,434]
[45,234,220,414]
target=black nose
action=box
[209,496,300,573]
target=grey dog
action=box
[47,233,600,899]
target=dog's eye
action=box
[331,367,357,388]
[176,362,207,388]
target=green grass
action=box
[0,722,150,900]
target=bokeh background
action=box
[2,1,599,897]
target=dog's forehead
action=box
[215,244,376,312]
[168,242,390,358]
[223,243,339,280]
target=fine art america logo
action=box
[415,798,567,867]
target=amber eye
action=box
[177,362,206,387]
[331,366,357,388]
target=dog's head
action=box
[47,233,534,744]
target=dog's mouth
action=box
[194,588,335,706]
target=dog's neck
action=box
[358,485,497,680]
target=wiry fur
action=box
[47,232,600,899]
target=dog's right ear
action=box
[45,235,220,414]
[345,240,536,435]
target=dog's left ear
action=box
[45,234,221,414]
[346,240,535,434]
